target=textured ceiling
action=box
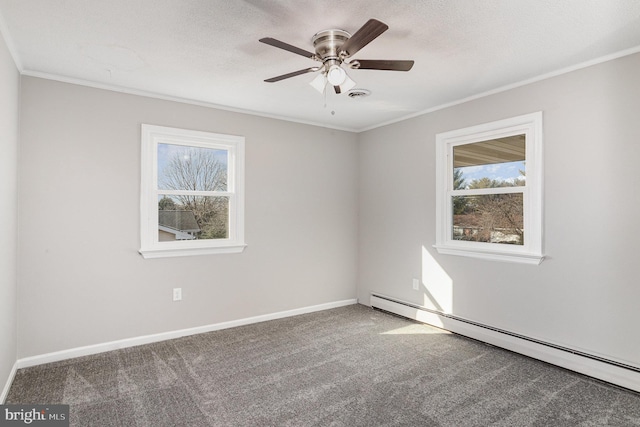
[1,0,640,131]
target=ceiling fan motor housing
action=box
[312,29,351,64]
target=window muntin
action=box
[140,125,245,258]
[435,113,543,264]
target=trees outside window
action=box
[435,113,544,264]
[452,171,526,245]
[140,125,245,258]
[157,144,229,240]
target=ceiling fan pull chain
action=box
[323,81,327,108]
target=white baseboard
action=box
[1,361,18,403]
[371,293,640,393]
[16,299,357,370]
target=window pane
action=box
[158,195,229,241]
[453,135,525,189]
[157,143,228,191]
[452,193,523,245]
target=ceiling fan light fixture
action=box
[309,73,327,94]
[326,64,347,85]
[339,74,356,92]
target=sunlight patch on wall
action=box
[421,246,453,314]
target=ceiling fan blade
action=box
[339,19,389,57]
[259,37,315,59]
[352,59,414,71]
[264,68,317,83]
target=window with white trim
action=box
[139,124,245,258]
[435,112,544,264]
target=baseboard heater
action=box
[370,292,640,393]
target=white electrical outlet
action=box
[173,288,182,301]
[412,278,420,290]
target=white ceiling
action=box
[1,1,640,132]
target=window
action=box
[139,124,245,258]
[435,112,543,264]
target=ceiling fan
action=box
[259,18,414,94]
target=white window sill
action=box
[139,244,247,259]
[434,245,544,265]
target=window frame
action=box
[434,112,544,265]
[139,124,246,259]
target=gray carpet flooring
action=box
[6,304,640,426]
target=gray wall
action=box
[12,49,640,374]
[17,77,359,357]
[0,31,19,393]
[358,52,640,368]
